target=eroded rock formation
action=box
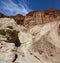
[0,8,60,63]
[24,8,60,29]
[0,18,20,63]
[16,20,60,63]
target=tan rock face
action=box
[14,20,60,63]
[24,8,60,29]
[28,21,60,63]
[0,9,60,63]
[0,18,20,63]
[0,41,16,63]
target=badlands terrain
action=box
[0,8,60,63]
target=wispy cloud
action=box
[0,0,32,16]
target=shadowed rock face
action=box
[0,13,5,17]
[0,18,19,43]
[0,13,25,25]
[14,14,25,25]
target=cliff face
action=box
[24,8,60,29]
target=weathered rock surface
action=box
[0,8,60,27]
[0,8,60,63]
[0,18,19,43]
[0,18,20,63]
[16,20,60,63]
[0,41,16,63]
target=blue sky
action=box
[0,0,60,16]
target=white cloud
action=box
[0,0,31,16]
